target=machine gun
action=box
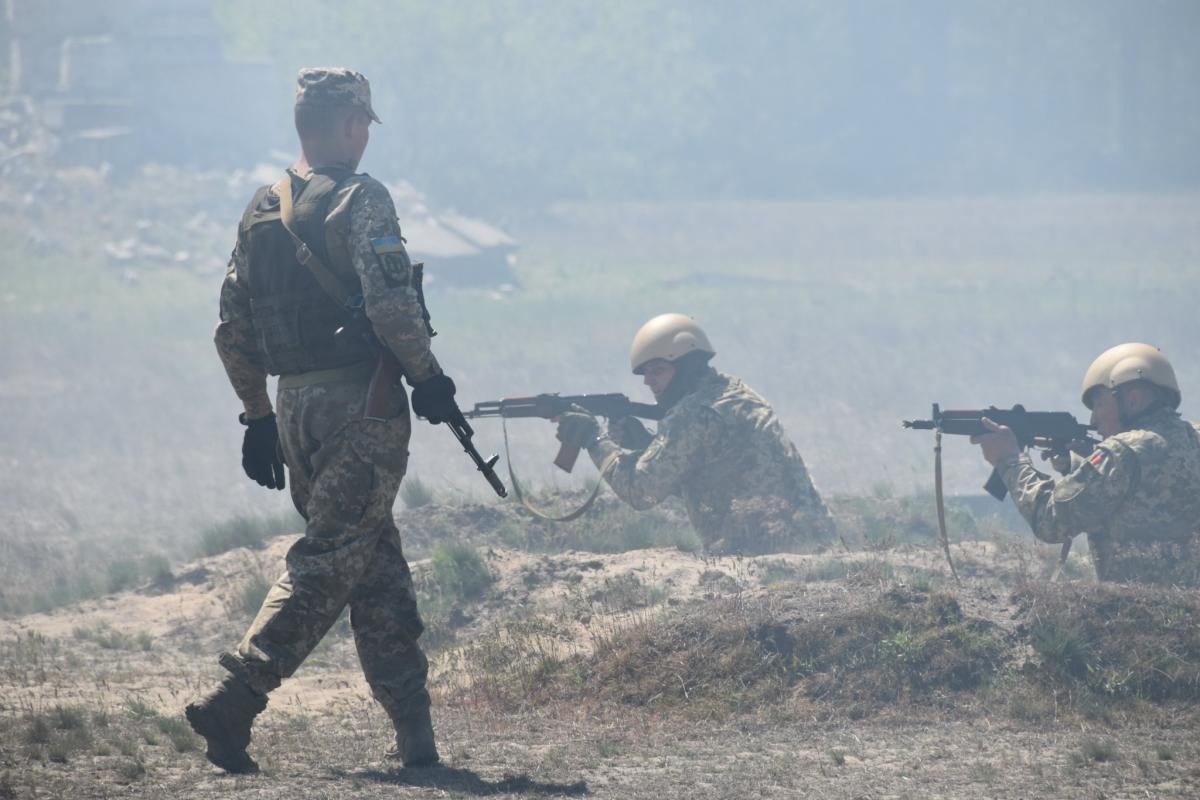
[903,404,1096,501]
[466,393,663,472]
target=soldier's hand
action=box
[556,406,600,450]
[240,412,286,490]
[608,415,653,450]
[1039,447,1073,475]
[410,374,457,424]
[970,416,1020,466]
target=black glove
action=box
[609,415,654,450]
[410,374,458,424]
[239,412,286,490]
[556,408,600,450]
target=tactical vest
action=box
[238,167,377,376]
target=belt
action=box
[278,361,374,390]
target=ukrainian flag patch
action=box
[370,235,406,254]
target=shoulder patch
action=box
[1089,448,1110,468]
[371,235,406,254]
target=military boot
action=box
[185,676,268,774]
[384,705,440,768]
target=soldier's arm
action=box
[588,407,721,510]
[214,237,272,419]
[998,441,1139,544]
[347,179,441,383]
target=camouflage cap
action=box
[294,67,381,123]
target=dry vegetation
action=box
[2,496,1198,799]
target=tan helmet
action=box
[1080,342,1181,409]
[629,313,715,374]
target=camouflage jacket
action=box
[215,172,440,418]
[999,408,1200,585]
[588,368,835,554]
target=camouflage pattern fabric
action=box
[999,408,1200,585]
[215,174,440,420]
[588,368,836,554]
[213,172,437,722]
[295,67,381,123]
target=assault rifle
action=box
[903,404,1097,500]
[466,393,663,472]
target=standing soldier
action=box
[972,343,1200,584]
[555,313,836,554]
[186,68,458,773]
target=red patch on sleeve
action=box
[1089,449,1109,467]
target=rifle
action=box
[466,393,662,473]
[902,404,1097,501]
[441,405,507,498]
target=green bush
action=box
[431,543,493,602]
[197,510,301,557]
[401,475,437,509]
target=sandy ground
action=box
[2,535,1198,799]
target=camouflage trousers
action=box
[222,374,431,721]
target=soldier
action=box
[186,68,457,773]
[555,313,835,554]
[972,343,1200,584]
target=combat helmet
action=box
[630,313,715,374]
[1080,343,1181,409]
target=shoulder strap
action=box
[275,172,358,309]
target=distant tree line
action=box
[217,0,1200,209]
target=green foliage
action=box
[123,698,157,719]
[50,706,87,731]
[72,624,152,651]
[153,716,199,753]
[197,511,301,557]
[430,542,494,602]
[401,475,437,509]
[1019,583,1200,703]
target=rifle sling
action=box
[933,430,961,584]
[275,173,396,422]
[275,173,359,309]
[501,416,617,523]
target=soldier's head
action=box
[293,68,381,170]
[630,313,715,398]
[1081,343,1180,436]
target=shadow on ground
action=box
[356,764,589,796]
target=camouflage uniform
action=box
[998,408,1200,585]
[587,367,835,554]
[212,69,439,730]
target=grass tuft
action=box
[401,475,437,509]
[1079,737,1119,763]
[197,510,301,558]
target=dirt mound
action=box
[524,587,1006,719]
[1016,582,1200,703]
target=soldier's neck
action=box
[300,145,358,173]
